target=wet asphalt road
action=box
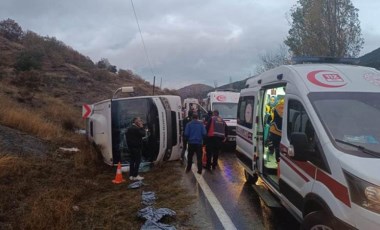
[184,149,300,230]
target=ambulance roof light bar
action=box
[292,56,360,65]
[112,86,134,99]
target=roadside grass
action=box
[0,137,197,229]
[0,94,198,230]
[0,94,67,142]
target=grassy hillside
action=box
[0,20,195,229]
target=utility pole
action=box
[152,76,155,95]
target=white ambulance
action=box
[85,87,183,167]
[236,58,380,229]
[182,98,207,119]
[205,90,240,144]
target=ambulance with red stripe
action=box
[236,57,380,229]
[205,90,240,145]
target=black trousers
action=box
[206,137,223,169]
[181,136,188,159]
[268,133,281,162]
[129,148,142,177]
[187,143,202,173]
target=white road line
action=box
[192,167,237,230]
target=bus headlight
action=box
[344,171,380,214]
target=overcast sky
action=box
[1,0,379,89]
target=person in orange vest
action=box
[268,99,284,162]
[205,110,228,170]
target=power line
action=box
[130,0,155,78]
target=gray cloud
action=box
[1,0,379,89]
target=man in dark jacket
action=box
[126,117,146,181]
[181,110,193,162]
[184,113,206,174]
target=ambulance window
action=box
[287,100,329,172]
[288,100,314,144]
[206,97,211,111]
[237,96,254,129]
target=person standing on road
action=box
[205,110,227,170]
[126,117,146,181]
[181,110,193,162]
[184,113,206,174]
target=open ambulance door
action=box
[236,88,260,183]
[258,84,287,190]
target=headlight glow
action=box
[364,186,380,211]
[344,171,380,214]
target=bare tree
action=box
[255,44,291,74]
[213,80,218,89]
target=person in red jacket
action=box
[205,110,228,170]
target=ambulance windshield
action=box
[213,102,238,119]
[310,92,380,156]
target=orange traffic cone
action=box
[112,162,125,184]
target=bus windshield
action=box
[309,92,380,156]
[213,102,238,119]
[111,98,160,164]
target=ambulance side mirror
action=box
[289,132,309,161]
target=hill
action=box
[176,83,213,100]
[216,78,248,92]
[359,47,380,69]
[176,78,249,101]
[0,23,177,112]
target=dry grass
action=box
[0,137,196,230]
[0,95,65,141]
[0,94,83,145]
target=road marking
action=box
[192,167,237,230]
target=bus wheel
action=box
[301,211,334,230]
[244,170,258,184]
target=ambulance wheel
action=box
[301,211,334,230]
[244,170,258,184]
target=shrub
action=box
[14,50,43,71]
[0,18,23,41]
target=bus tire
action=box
[301,211,334,230]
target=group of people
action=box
[124,109,227,180]
[182,109,228,174]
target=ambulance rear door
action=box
[236,87,260,181]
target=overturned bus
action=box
[84,87,183,166]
